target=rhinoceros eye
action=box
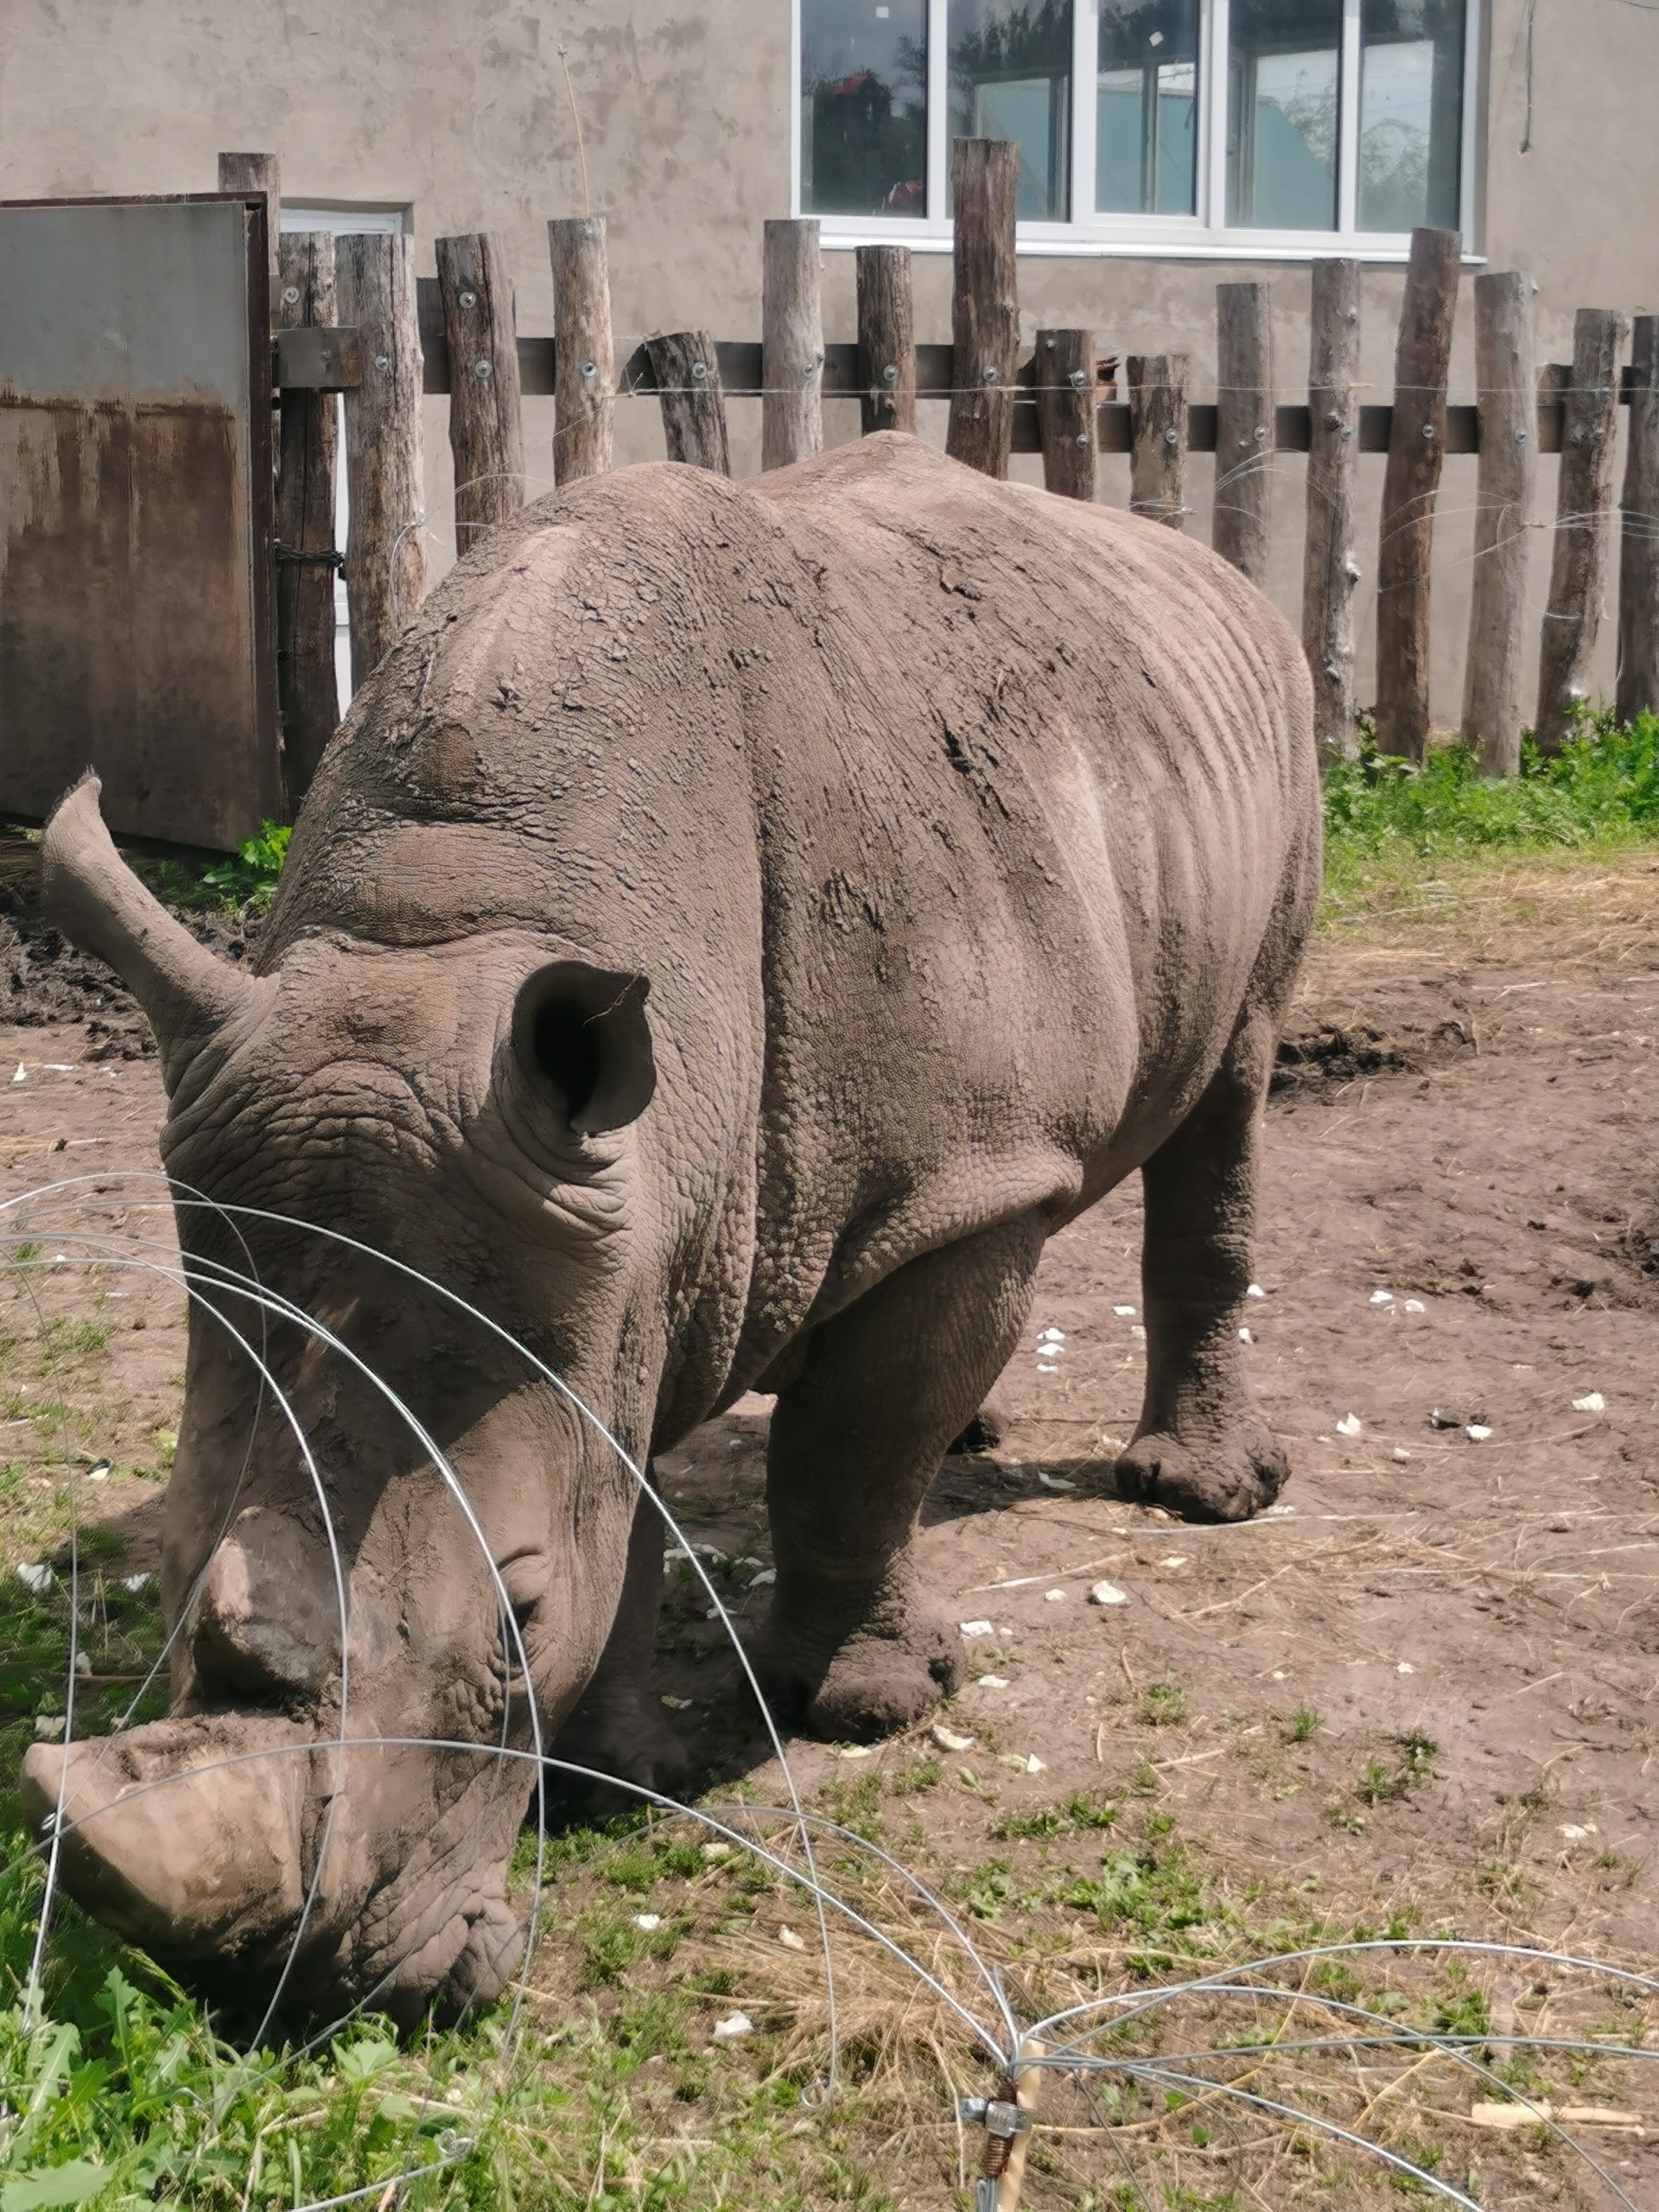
[510,960,657,1136]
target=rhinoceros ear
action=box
[511,962,656,1135]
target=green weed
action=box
[1322,709,1659,921]
[1138,1678,1189,1728]
[149,820,290,916]
[994,1790,1118,1842]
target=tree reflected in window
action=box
[948,0,1074,219]
[1228,0,1342,229]
[1359,0,1465,231]
[802,0,928,215]
[1096,1,1199,215]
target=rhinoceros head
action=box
[21,777,665,2020]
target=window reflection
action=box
[1227,0,1342,229]
[948,0,1074,219]
[1096,2,1199,216]
[801,0,928,216]
[1359,0,1465,231]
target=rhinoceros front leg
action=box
[1115,1011,1289,1523]
[549,1483,689,1814]
[755,1217,1045,1743]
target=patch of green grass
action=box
[994,1789,1119,1842]
[148,821,290,916]
[1322,709,1659,922]
[1285,1706,1322,1744]
[38,1319,111,1370]
[887,1756,940,1796]
[1426,1968,1490,2040]
[1138,1678,1189,1728]
[817,1770,884,1843]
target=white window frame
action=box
[794,0,1484,260]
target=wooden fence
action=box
[230,145,1659,809]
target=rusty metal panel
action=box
[0,195,279,849]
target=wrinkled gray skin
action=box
[22,435,1319,2019]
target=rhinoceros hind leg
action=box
[754,1218,1045,1743]
[1114,1003,1289,1524]
[948,1380,1016,1456]
[549,1486,690,1816]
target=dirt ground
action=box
[4,852,1659,2205]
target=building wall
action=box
[3,0,1658,728]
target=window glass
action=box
[1227,0,1342,229]
[1358,0,1465,230]
[1096,2,1199,215]
[801,0,928,216]
[948,0,1074,219]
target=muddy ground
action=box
[3,852,1659,2205]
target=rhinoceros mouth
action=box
[19,1713,532,2022]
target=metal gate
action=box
[0,194,279,849]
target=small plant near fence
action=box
[147,821,290,918]
[1323,706,1659,920]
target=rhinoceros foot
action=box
[948,1382,1016,1457]
[1115,1418,1288,1523]
[753,1591,963,1745]
[547,1681,692,1821]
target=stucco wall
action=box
[3,0,1657,728]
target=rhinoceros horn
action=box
[41,776,255,1093]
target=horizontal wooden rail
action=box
[276,314,1595,459]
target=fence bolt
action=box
[1254,423,1268,441]
[690,359,708,380]
[1163,425,1179,446]
[282,284,300,307]
[1421,422,1435,439]
[1339,423,1353,439]
[1069,368,1088,389]
[373,353,391,372]
[981,361,998,384]
[459,289,477,310]
[581,359,597,379]
[1074,430,1089,447]
[473,358,493,381]
[1516,425,1529,441]
[881,363,899,384]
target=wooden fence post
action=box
[1375,227,1461,764]
[549,216,614,484]
[645,333,730,474]
[856,244,916,436]
[1535,307,1628,753]
[1128,354,1189,529]
[218,150,280,275]
[435,232,525,555]
[1035,330,1097,499]
[1460,270,1536,776]
[1213,281,1273,582]
[274,232,340,805]
[1617,315,1659,726]
[1303,259,1362,766]
[336,232,427,690]
[762,219,824,471]
[946,139,1020,478]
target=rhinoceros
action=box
[22,432,1318,2016]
